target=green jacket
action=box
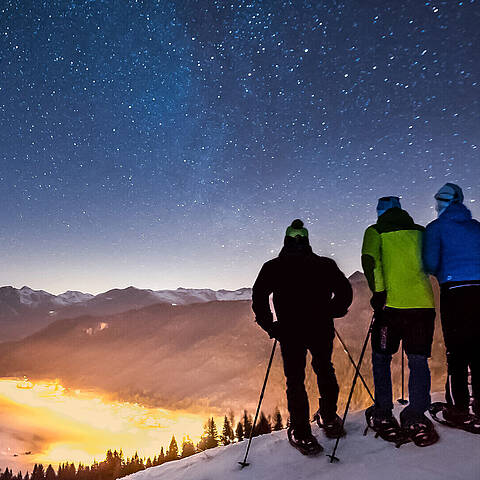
[361,208,434,309]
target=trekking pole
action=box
[328,315,375,463]
[397,343,408,405]
[334,328,374,402]
[239,339,277,468]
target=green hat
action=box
[285,219,309,238]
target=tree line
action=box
[1,408,284,480]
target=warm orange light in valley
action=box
[0,378,221,472]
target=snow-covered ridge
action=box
[122,399,480,480]
[18,286,56,306]
[152,287,252,304]
[55,290,95,305]
[4,273,364,310]
[2,285,253,308]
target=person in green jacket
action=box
[361,196,438,447]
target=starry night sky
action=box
[1,0,479,294]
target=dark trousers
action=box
[441,283,480,414]
[280,325,338,437]
[371,307,435,421]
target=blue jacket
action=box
[423,203,480,284]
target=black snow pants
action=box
[280,322,339,438]
[441,282,480,414]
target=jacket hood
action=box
[377,207,415,229]
[439,202,472,222]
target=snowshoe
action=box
[287,427,323,456]
[402,416,439,447]
[429,402,480,434]
[364,406,410,447]
[313,411,346,439]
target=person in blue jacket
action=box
[423,183,480,433]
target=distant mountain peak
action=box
[56,291,94,305]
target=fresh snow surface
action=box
[123,402,480,480]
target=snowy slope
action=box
[123,402,480,480]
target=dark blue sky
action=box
[1,0,479,293]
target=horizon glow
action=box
[0,378,224,473]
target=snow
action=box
[18,286,55,306]
[15,286,93,307]
[215,288,252,301]
[5,285,251,311]
[55,290,95,305]
[123,401,480,480]
[152,288,252,305]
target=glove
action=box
[267,322,283,341]
[370,291,387,312]
[255,313,273,331]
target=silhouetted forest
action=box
[1,408,284,480]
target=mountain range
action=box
[0,285,252,342]
[0,272,448,417]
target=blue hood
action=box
[440,202,472,223]
[424,202,480,283]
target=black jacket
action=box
[252,244,353,336]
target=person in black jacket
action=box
[252,219,353,454]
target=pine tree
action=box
[44,466,55,480]
[2,468,13,480]
[242,410,253,438]
[207,417,219,448]
[235,421,244,442]
[112,449,123,478]
[31,465,44,480]
[255,411,271,435]
[272,407,283,431]
[181,436,196,458]
[67,463,75,480]
[221,415,234,445]
[228,414,236,443]
[197,417,219,451]
[227,410,236,440]
[165,435,179,462]
[157,447,165,465]
[76,464,85,480]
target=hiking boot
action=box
[401,414,439,447]
[315,412,346,439]
[443,407,480,434]
[287,427,323,456]
[365,405,404,443]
